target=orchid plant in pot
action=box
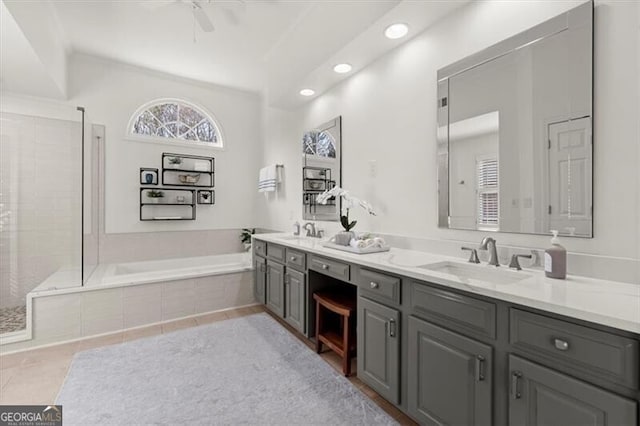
[316,186,376,245]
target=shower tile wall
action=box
[0,112,82,309]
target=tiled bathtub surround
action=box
[0,271,255,353]
[98,228,253,264]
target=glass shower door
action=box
[0,107,84,335]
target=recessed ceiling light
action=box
[384,23,409,39]
[299,89,315,97]
[333,63,352,74]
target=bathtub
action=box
[21,252,256,348]
[86,252,253,287]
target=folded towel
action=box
[349,239,367,249]
[349,237,387,250]
[258,165,279,193]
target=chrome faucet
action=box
[303,222,317,238]
[479,237,500,267]
[461,247,480,264]
[509,254,532,271]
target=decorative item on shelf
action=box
[176,195,186,204]
[140,168,158,185]
[178,174,201,184]
[146,190,165,204]
[167,157,183,168]
[317,186,376,246]
[197,190,214,205]
[240,228,255,251]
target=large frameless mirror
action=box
[437,2,593,237]
[302,116,342,221]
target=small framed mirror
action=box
[302,116,342,221]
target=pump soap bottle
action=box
[545,230,567,279]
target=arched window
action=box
[302,130,336,158]
[128,99,223,148]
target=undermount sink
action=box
[418,261,530,285]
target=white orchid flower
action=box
[316,186,376,216]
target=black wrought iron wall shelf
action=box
[162,153,215,188]
[140,188,196,221]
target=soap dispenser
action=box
[293,221,300,236]
[545,230,566,279]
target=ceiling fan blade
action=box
[193,4,215,32]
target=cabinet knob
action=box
[322,264,329,270]
[290,256,296,261]
[370,282,379,289]
[553,338,569,351]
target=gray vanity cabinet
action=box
[284,268,305,333]
[266,260,285,318]
[357,296,400,404]
[509,355,637,426]
[407,316,493,426]
[253,256,266,304]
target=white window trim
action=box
[126,98,225,150]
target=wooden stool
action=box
[314,291,357,376]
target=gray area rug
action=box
[57,313,397,425]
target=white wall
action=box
[69,54,262,234]
[259,1,640,267]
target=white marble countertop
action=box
[254,233,640,334]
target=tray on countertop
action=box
[321,241,390,254]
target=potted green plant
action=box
[146,190,165,204]
[240,228,255,251]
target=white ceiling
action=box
[1,1,69,98]
[7,0,469,108]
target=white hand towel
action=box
[258,165,279,192]
[349,239,366,249]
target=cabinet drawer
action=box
[510,309,639,389]
[267,243,286,263]
[410,282,496,340]
[356,268,400,305]
[308,255,350,282]
[254,240,266,257]
[286,248,306,271]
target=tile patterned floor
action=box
[0,305,26,334]
[0,305,417,425]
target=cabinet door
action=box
[357,297,400,404]
[407,316,493,425]
[266,261,285,318]
[253,258,266,304]
[509,355,637,426]
[284,269,305,333]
